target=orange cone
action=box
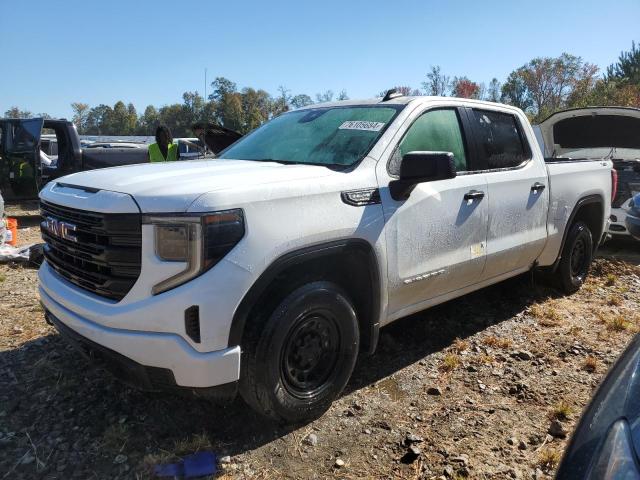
[6,218,18,246]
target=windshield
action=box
[217,105,403,166]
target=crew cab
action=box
[37,94,613,422]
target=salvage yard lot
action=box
[1,215,639,479]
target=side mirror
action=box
[390,151,457,200]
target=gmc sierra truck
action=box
[38,93,614,422]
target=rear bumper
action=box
[40,285,241,391]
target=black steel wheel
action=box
[557,221,593,294]
[281,310,340,398]
[240,281,359,423]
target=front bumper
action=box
[40,284,241,390]
[626,212,640,241]
[608,206,632,236]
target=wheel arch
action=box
[229,239,382,354]
[552,194,605,271]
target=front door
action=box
[377,107,489,318]
[0,118,43,200]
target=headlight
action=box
[144,209,245,294]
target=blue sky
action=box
[1,0,638,119]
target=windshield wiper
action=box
[252,158,296,165]
[236,158,349,169]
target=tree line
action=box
[4,42,639,136]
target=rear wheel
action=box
[556,221,593,294]
[239,281,359,423]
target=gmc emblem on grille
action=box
[44,217,78,243]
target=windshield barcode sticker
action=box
[338,121,385,132]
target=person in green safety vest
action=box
[148,125,180,162]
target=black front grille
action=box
[40,201,141,301]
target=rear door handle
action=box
[531,182,546,192]
[464,190,485,201]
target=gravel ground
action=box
[1,213,639,479]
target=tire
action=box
[556,221,593,294]
[239,281,359,424]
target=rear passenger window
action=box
[390,109,468,175]
[472,109,528,169]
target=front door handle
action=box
[464,190,485,201]
[531,182,546,192]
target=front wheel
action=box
[239,281,359,423]
[556,221,593,294]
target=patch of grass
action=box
[604,273,617,286]
[550,400,573,421]
[537,448,561,471]
[0,273,5,283]
[452,338,469,353]
[143,433,212,473]
[583,355,598,373]
[478,353,495,365]
[173,433,211,455]
[482,335,512,349]
[530,303,563,327]
[606,314,632,332]
[440,353,461,372]
[606,295,623,307]
[568,325,582,336]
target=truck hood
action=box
[536,107,640,158]
[53,159,339,212]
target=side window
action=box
[471,109,528,169]
[389,109,468,175]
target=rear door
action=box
[377,105,489,317]
[1,118,43,200]
[466,107,549,280]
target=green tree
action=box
[108,101,132,135]
[219,93,244,132]
[504,53,598,120]
[422,65,450,96]
[4,107,33,118]
[606,41,640,85]
[315,90,334,103]
[501,71,532,111]
[487,78,501,102]
[138,105,159,134]
[126,103,138,134]
[209,77,237,101]
[242,88,271,131]
[272,85,291,116]
[290,94,314,109]
[71,102,90,133]
[158,103,188,137]
[85,104,112,134]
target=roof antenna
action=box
[382,88,403,102]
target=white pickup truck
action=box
[38,93,614,422]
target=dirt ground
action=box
[1,207,640,479]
